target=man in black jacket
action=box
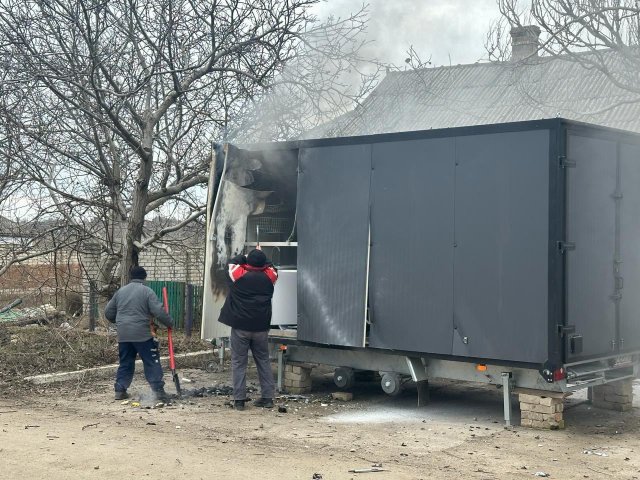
[218,248,278,410]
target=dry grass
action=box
[0,323,211,386]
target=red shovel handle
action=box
[162,287,176,370]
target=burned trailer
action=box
[202,119,640,426]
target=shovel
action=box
[162,287,182,397]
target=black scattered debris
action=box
[312,474,323,479]
[183,385,257,398]
[24,425,40,429]
[278,406,287,413]
[278,394,310,402]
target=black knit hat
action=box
[247,249,267,267]
[130,266,147,280]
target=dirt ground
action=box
[1,364,639,480]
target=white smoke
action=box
[313,0,499,67]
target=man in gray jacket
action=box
[105,266,173,401]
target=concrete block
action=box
[513,388,568,399]
[520,418,533,427]
[331,392,353,401]
[541,412,563,422]
[519,394,541,405]
[604,392,632,402]
[521,411,544,421]
[521,403,557,414]
[539,396,563,407]
[527,419,565,430]
[593,399,632,412]
[609,380,633,396]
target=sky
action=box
[313,0,502,68]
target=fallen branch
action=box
[3,316,51,328]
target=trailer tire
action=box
[333,367,355,389]
[381,372,402,396]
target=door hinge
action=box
[557,324,576,337]
[559,156,576,168]
[557,241,576,253]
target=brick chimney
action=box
[510,25,541,61]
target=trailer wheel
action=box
[333,367,355,389]
[380,372,402,396]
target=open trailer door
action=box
[296,144,371,347]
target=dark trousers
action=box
[230,328,275,401]
[115,338,164,392]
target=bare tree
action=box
[488,0,640,101]
[0,0,380,290]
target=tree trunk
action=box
[120,128,154,287]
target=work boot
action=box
[114,391,129,401]
[153,388,170,403]
[234,400,246,411]
[253,398,274,408]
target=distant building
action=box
[308,26,640,138]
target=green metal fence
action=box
[147,281,183,329]
[147,280,203,334]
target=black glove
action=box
[229,254,247,265]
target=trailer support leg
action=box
[416,380,430,407]
[218,337,226,372]
[405,357,429,407]
[502,372,513,427]
[277,346,285,393]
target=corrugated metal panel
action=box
[296,144,371,347]
[565,134,617,360]
[307,51,640,139]
[368,138,455,354]
[618,143,640,353]
[452,130,550,364]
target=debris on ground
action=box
[0,304,61,327]
[331,392,353,401]
[312,474,323,479]
[534,472,550,477]
[278,406,287,413]
[348,467,386,473]
[183,385,257,397]
[583,450,608,457]
[277,394,310,402]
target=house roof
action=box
[0,215,17,235]
[308,50,640,138]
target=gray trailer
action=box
[201,119,640,426]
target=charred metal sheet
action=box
[565,134,617,360]
[201,145,298,340]
[452,130,550,364]
[368,138,455,354]
[296,144,371,347]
